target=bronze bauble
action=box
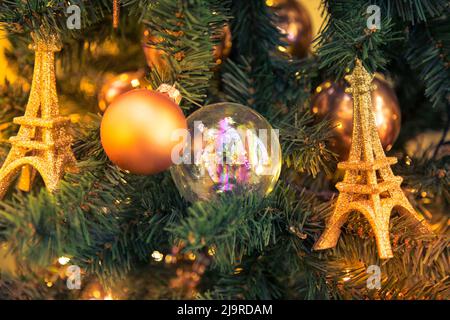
[98,70,146,113]
[311,76,401,160]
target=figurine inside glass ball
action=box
[170,103,282,203]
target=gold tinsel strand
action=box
[0,33,77,198]
[313,60,431,259]
[113,0,120,29]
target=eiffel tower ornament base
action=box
[313,60,431,259]
[0,33,77,199]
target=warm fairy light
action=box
[165,255,176,264]
[312,106,319,114]
[92,290,101,299]
[104,293,114,300]
[421,191,427,198]
[46,282,53,287]
[405,156,412,166]
[99,101,107,111]
[124,197,132,204]
[234,267,243,275]
[58,256,71,265]
[315,86,322,93]
[266,0,274,7]
[151,250,164,262]
[336,122,343,129]
[277,45,287,53]
[187,252,196,261]
[131,79,140,88]
[208,247,216,256]
[342,269,351,282]
[69,114,82,124]
[80,77,96,96]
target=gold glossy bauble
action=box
[98,70,146,113]
[270,0,313,59]
[170,102,282,203]
[142,25,232,71]
[100,88,187,175]
[311,76,401,160]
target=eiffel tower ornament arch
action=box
[313,60,431,259]
[0,32,77,199]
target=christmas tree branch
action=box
[317,0,403,78]
[0,0,111,40]
[374,0,448,24]
[126,0,230,110]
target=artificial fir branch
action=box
[129,0,230,110]
[374,0,449,24]
[0,274,52,300]
[406,14,450,109]
[317,0,403,78]
[0,120,185,281]
[323,229,449,299]
[226,0,304,116]
[0,81,28,153]
[168,190,281,273]
[396,155,450,210]
[0,0,111,40]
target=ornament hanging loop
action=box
[157,83,182,105]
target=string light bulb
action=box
[58,256,71,265]
[151,250,164,262]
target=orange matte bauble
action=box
[100,88,187,175]
[311,76,401,160]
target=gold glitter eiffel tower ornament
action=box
[313,60,431,259]
[0,33,77,199]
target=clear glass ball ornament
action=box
[170,102,282,202]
